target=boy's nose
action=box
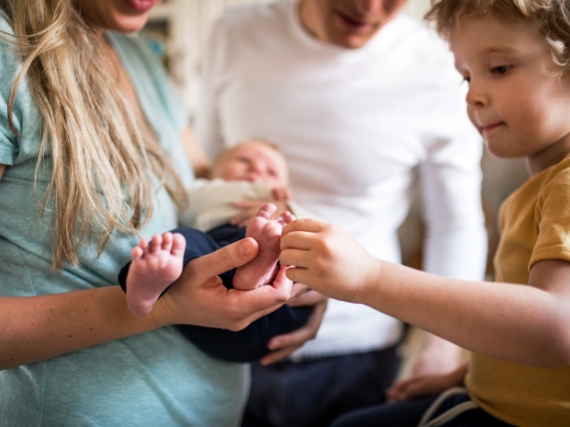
[465,79,488,108]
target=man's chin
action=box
[329,33,373,49]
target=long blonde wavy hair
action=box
[0,0,187,269]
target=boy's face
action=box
[450,16,570,162]
[213,142,289,189]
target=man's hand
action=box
[386,362,468,402]
[259,284,328,365]
[410,333,463,377]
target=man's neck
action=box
[299,0,328,43]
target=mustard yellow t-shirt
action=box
[465,156,570,427]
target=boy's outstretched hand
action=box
[279,218,381,304]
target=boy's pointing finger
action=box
[280,230,317,251]
[282,218,327,235]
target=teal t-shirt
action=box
[0,17,248,427]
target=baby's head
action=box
[425,0,570,160]
[212,140,290,189]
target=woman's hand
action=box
[152,238,293,331]
[385,362,468,402]
[231,200,290,227]
[259,284,328,365]
[280,218,381,303]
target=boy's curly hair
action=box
[425,0,570,72]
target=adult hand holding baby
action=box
[152,237,293,332]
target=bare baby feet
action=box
[126,232,186,317]
[233,203,296,290]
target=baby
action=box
[117,140,312,362]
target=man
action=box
[196,1,487,426]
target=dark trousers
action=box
[329,391,515,427]
[118,225,311,363]
[241,346,400,427]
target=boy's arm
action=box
[280,219,570,368]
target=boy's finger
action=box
[284,266,310,285]
[280,249,311,269]
[280,231,318,250]
[282,218,325,235]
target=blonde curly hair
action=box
[426,0,570,72]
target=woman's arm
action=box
[1,237,292,370]
[280,219,570,368]
[1,286,157,369]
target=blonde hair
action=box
[0,0,187,268]
[426,0,570,72]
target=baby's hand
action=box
[279,219,380,303]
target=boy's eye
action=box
[237,157,251,164]
[491,65,512,75]
[268,169,277,177]
[463,76,471,84]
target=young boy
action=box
[118,140,313,363]
[279,1,570,426]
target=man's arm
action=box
[413,77,487,376]
[194,17,228,162]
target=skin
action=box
[0,0,301,370]
[300,0,409,49]
[213,142,291,226]
[452,16,570,176]
[209,143,327,356]
[279,15,570,392]
[212,141,290,191]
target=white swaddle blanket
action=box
[179,178,314,232]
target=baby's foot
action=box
[233,204,296,290]
[126,232,186,317]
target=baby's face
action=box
[213,142,289,189]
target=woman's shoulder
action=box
[0,11,22,75]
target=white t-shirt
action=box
[196,0,487,357]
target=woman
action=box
[0,1,322,425]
